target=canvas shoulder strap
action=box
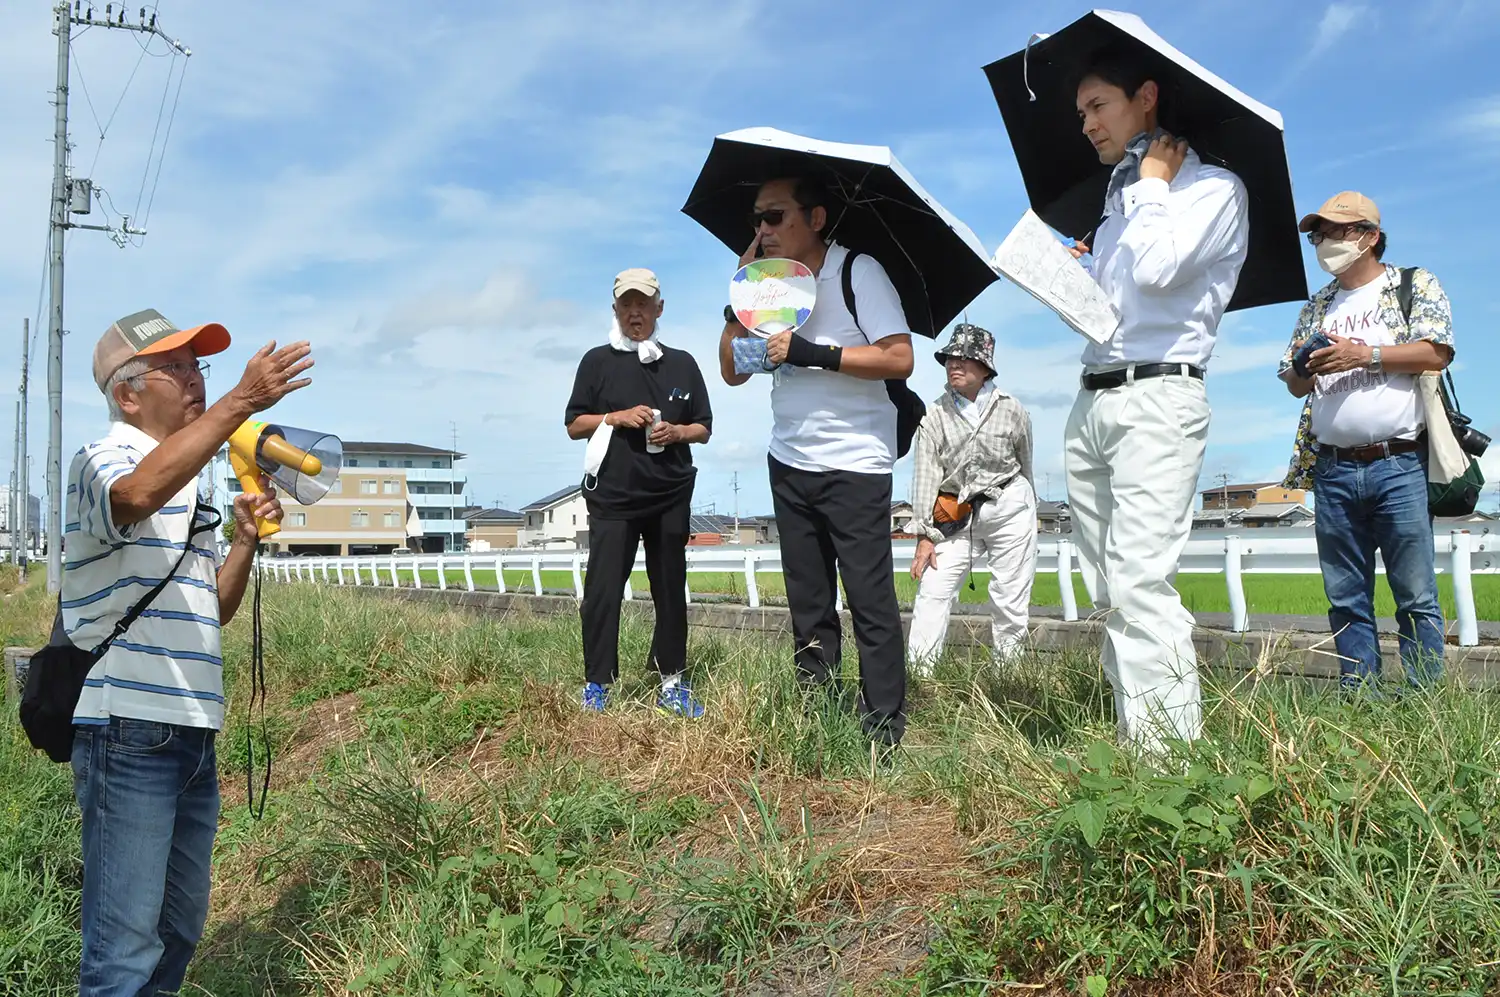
[1398,266,1415,326]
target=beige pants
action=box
[1064,372,1210,752]
[908,477,1037,674]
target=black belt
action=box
[1082,363,1205,391]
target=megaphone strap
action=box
[246,551,271,820]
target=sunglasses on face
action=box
[748,208,788,230]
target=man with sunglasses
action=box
[717,176,915,749]
[62,309,311,996]
[1278,192,1455,691]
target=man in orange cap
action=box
[60,309,312,995]
[1278,192,1455,692]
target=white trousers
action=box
[908,477,1037,673]
[1064,373,1210,751]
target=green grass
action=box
[388,564,1500,620]
[4,575,1500,995]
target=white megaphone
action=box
[227,420,343,539]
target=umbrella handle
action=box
[1023,32,1050,102]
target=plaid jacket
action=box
[908,385,1032,543]
[1277,264,1454,489]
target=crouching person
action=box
[66,310,311,995]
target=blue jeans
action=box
[72,718,220,997]
[1314,449,1445,689]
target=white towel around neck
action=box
[608,318,664,363]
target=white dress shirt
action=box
[1081,149,1250,369]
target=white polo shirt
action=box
[768,241,910,474]
[62,421,226,730]
[1084,150,1250,369]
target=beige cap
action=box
[92,308,231,392]
[1298,191,1380,233]
[613,268,661,299]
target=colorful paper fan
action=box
[728,258,818,337]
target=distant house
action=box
[748,514,780,545]
[890,501,915,537]
[1201,481,1308,511]
[520,485,588,548]
[686,513,761,545]
[1036,500,1071,534]
[1193,503,1315,529]
[464,507,524,551]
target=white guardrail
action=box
[259,531,1498,646]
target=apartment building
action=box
[221,441,467,554]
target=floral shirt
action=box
[1277,264,1453,488]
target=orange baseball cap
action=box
[92,309,231,392]
[1298,191,1381,233]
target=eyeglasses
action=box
[1306,223,1374,246]
[141,360,210,382]
[747,208,788,230]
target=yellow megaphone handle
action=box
[228,447,281,539]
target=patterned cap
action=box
[934,323,995,375]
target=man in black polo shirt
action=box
[566,268,713,717]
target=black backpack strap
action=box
[841,248,864,337]
[87,502,222,657]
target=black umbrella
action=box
[982,9,1306,311]
[681,127,997,339]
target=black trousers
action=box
[769,456,906,744]
[580,499,690,686]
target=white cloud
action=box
[1308,3,1368,58]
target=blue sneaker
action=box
[581,682,610,712]
[657,682,705,719]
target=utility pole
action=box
[1216,471,1232,527]
[18,319,29,579]
[731,471,740,542]
[9,403,18,570]
[43,3,191,593]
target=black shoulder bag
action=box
[20,504,220,763]
[841,250,926,459]
[1395,267,1487,516]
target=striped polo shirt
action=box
[63,421,226,729]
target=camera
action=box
[1451,413,1491,457]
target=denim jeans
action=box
[1313,449,1445,689]
[72,718,220,997]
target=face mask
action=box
[1316,234,1368,275]
[583,423,613,490]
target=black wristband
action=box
[783,335,842,371]
[723,305,738,327]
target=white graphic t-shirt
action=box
[1309,275,1423,448]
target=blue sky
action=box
[1,0,1496,522]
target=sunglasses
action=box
[747,208,789,230]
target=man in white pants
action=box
[908,324,1036,673]
[1064,48,1249,750]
